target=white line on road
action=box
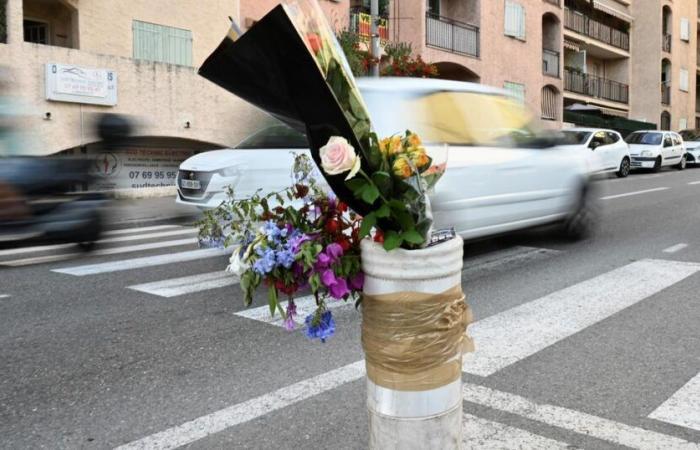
[103,225,183,236]
[462,259,700,376]
[688,181,700,185]
[648,371,700,432]
[0,294,9,299]
[663,243,689,254]
[52,247,231,276]
[463,383,698,450]
[600,187,670,200]
[0,228,196,258]
[462,413,570,449]
[129,271,238,298]
[114,361,367,450]
[2,239,199,267]
[234,295,354,327]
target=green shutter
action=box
[133,20,192,66]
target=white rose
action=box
[226,246,250,276]
[320,136,361,180]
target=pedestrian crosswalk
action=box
[4,223,700,448]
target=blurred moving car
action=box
[680,129,700,165]
[177,78,594,240]
[0,157,105,249]
[625,130,686,172]
[560,128,631,178]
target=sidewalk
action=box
[105,196,203,229]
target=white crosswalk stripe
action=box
[52,247,231,276]
[649,371,700,432]
[103,225,183,236]
[462,259,700,376]
[129,271,238,298]
[234,295,353,327]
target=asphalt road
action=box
[1,167,700,449]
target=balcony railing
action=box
[544,0,560,5]
[349,11,389,42]
[543,49,560,77]
[564,8,629,51]
[425,12,479,58]
[564,68,629,104]
[662,33,672,52]
[662,82,671,105]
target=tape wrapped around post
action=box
[361,285,474,392]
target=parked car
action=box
[177,78,594,240]
[680,129,700,165]
[560,128,631,178]
[625,130,687,171]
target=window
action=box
[504,0,526,40]
[680,68,689,92]
[626,132,662,145]
[24,19,48,44]
[235,125,308,149]
[680,18,690,41]
[664,135,673,147]
[504,81,526,104]
[679,118,688,130]
[427,0,440,15]
[606,132,620,144]
[673,134,682,146]
[132,20,193,66]
[562,131,591,145]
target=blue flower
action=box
[305,310,335,343]
[252,247,276,275]
[261,220,282,243]
[276,249,296,269]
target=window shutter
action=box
[133,20,192,66]
[680,118,688,130]
[680,18,690,42]
[504,81,526,104]
[504,0,525,39]
[680,68,689,92]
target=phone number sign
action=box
[90,148,193,191]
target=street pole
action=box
[370,0,380,77]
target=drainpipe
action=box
[370,0,380,77]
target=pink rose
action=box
[320,136,361,180]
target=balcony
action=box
[662,33,672,53]
[564,8,629,51]
[544,0,561,6]
[564,68,629,104]
[662,82,671,105]
[349,11,389,42]
[425,12,479,58]
[543,49,560,77]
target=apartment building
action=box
[0,0,346,191]
[381,0,700,132]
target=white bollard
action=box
[360,237,471,450]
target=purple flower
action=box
[305,310,335,342]
[349,272,364,291]
[284,301,297,331]
[325,243,344,261]
[316,252,332,269]
[287,232,310,253]
[320,269,337,287]
[329,277,350,299]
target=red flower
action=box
[337,201,348,213]
[373,229,384,244]
[338,238,351,252]
[307,33,323,54]
[325,219,339,233]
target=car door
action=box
[672,133,684,162]
[588,131,608,173]
[604,131,623,170]
[662,134,675,162]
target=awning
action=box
[592,0,633,23]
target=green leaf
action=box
[268,285,278,317]
[346,178,365,193]
[359,212,376,238]
[382,230,403,251]
[361,183,380,204]
[401,229,425,245]
[371,171,392,196]
[375,203,390,218]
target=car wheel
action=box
[561,185,596,241]
[677,154,687,170]
[616,157,630,178]
[652,156,662,173]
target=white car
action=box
[177,78,593,240]
[560,128,631,178]
[680,129,700,165]
[626,130,687,171]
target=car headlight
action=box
[219,167,240,177]
[641,150,653,157]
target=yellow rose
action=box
[392,156,413,179]
[407,132,422,148]
[409,148,430,169]
[379,135,403,156]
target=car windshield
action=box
[680,129,700,141]
[625,132,662,145]
[235,125,308,149]
[561,131,592,145]
[362,90,547,148]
